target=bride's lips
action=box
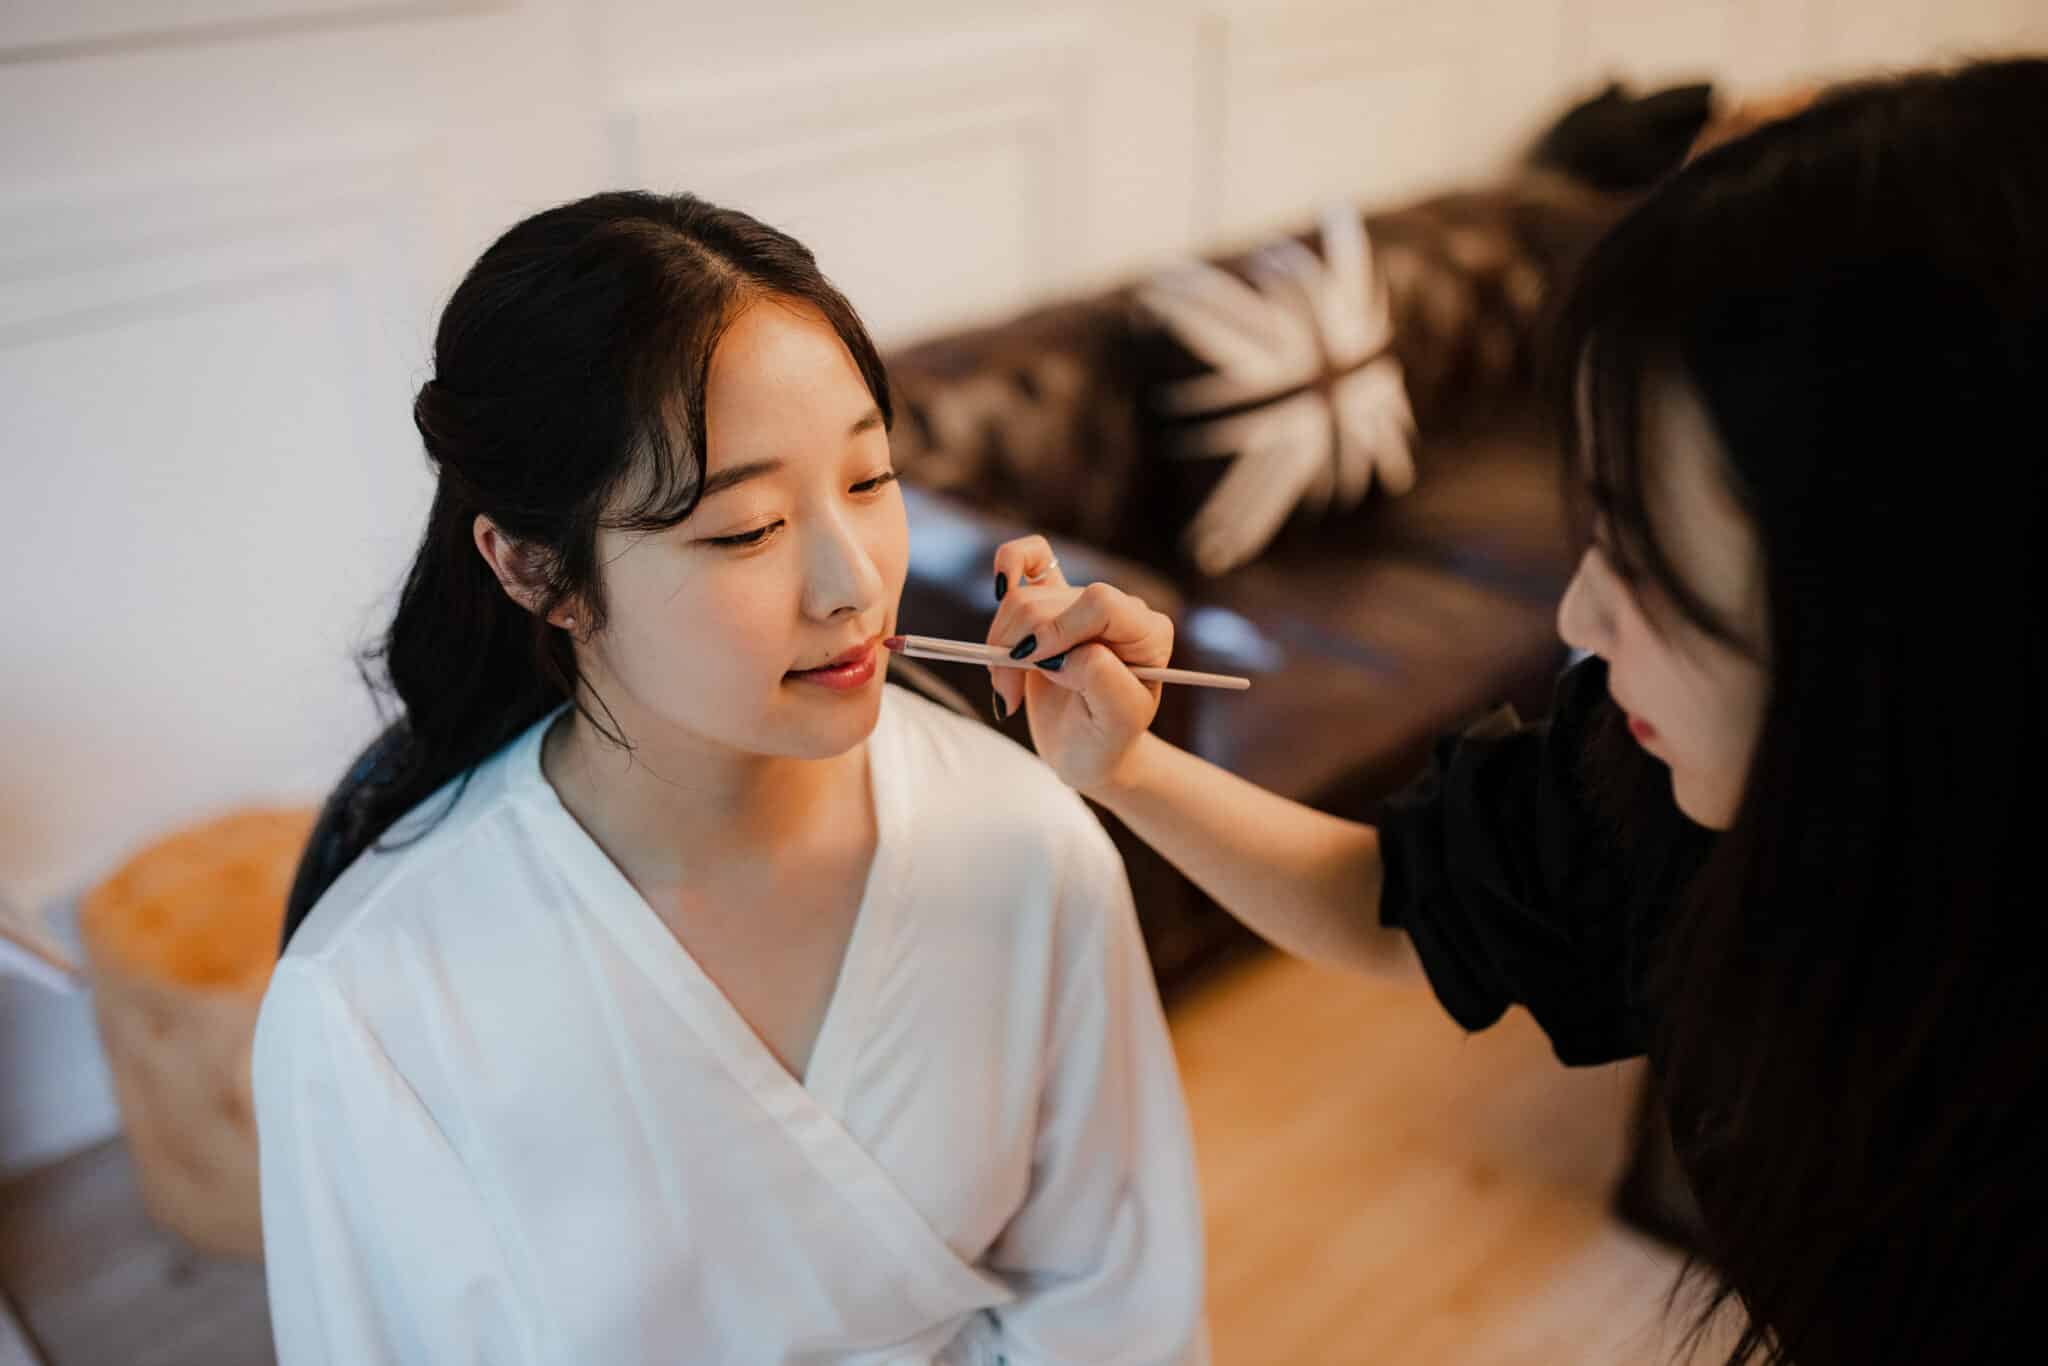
[786,638,880,692]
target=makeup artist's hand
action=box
[985,536,1174,794]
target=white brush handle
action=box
[893,637,1252,692]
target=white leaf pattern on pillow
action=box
[1140,206,1416,576]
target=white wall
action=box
[2,0,2042,1175]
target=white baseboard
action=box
[0,899,119,1181]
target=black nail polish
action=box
[994,572,1008,603]
[1009,634,1037,660]
[1036,652,1067,673]
[991,692,1007,723]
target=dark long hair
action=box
[338,192,890,879]
[1557,59,2048,1365]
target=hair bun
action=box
[412,376,467,469]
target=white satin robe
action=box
[254,686,1207,1365]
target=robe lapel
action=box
[528,718,1013,1333]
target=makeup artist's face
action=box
[1556,371,1769,829]
[581,297,907,761]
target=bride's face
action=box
[580,297,908,762]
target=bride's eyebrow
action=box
[696,460,782,500]
[694,409,883,500]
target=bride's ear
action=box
[473,515,578,630]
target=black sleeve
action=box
[1375,658,1708,1066]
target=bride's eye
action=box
[851,471,899,495]
[707,522,781,548]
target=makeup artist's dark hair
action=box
[1556,58,2048,1366]
[315,191,889,906]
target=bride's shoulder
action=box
[878,684,1103,845]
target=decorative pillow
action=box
[1133,81,1722,579]
[1137,206,1416,576]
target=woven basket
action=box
[77,807,312,1259]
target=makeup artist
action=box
[982,58,2048,1366]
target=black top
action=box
[1376,659,1714,1066]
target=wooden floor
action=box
[0,1139,272,1366]
[1178,953,1737,1365]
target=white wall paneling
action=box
[0,149,435,905]
[1567,0,2048,102]
[1803,0,2048,77]
[0,0,506,65]
[0,149,437,1173]
[1196,1,1570,242]
[1562,0,1773,93]
[610,23,1097,343]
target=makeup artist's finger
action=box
[1010,582,1174,671]
[1023,641,1162,724]
[991,648,1029,724]
[985,581,1079,653]
[985,580,1082,720]
[990,535,1065,603]
[990,608,1065,719]
[991,593,1056,716]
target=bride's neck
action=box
[541,706,869,888]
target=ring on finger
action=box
[1020,555,1061,586]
